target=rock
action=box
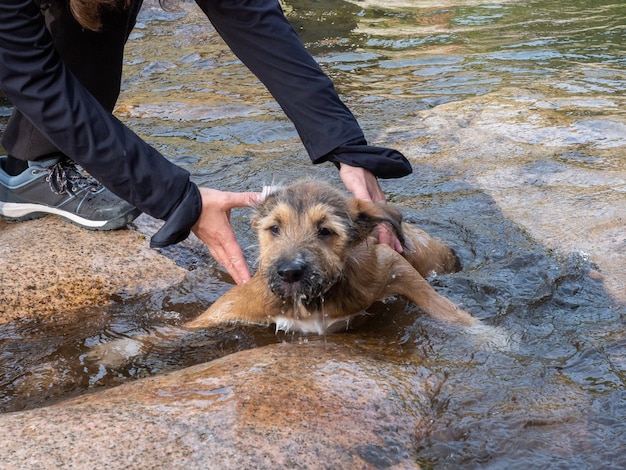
[0,215,186,324]
[0,341,426,469]
[398,90,626,302]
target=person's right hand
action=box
[191,187,263,285]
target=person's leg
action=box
[2,0,143,168]
[0,0,144,229]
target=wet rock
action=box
[0,215,186,324]
[396,89,626,301]
[0,341,426,469]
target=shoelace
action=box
[36,161,102,195]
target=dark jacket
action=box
[0,0,411,247]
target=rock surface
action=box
[1,2,624,467]
[0,215,185,324]
[0,340,426,469]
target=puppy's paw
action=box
[85,337,145,369]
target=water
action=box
[1,0,625,467]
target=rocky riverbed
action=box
[1,0,624,468]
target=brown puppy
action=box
[185,180,477,334]
[90,180,479,367]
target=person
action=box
[0,0,412,285]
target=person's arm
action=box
[0,0,199,247]
[196,0,411,251]
[194,0,412,180]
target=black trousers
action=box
[2,0,143,161]
[2,0,365,163]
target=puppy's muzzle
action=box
[277,260,305,283]
[268,254,329,303]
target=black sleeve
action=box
[194,0,412,179]
[0,0,201,247]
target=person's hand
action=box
[192,187,263,285]
[339,163,404,253]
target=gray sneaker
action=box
[0,156,141,230]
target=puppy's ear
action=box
[251,186,284,231]
[347,198,405,245]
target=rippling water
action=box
[1,0,625,467]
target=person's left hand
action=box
[338,163,404,253]
[192,187,263,285]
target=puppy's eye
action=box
[268,225,280,236]
[317,227,333,239]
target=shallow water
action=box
[1,0,625,467]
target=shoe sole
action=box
[0,202,141,231]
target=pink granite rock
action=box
[0,215,186,324]
[0,341,425,469]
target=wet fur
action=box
[89,180,480,367]
[186,180,478,334]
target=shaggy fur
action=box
[89,180,481,368]
[185,180,477,334]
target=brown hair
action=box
[69,0,177,31]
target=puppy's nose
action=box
[277,261,304,283]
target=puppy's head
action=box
[253,180,403,304]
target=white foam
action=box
[466,322,517,351]
[86,337,144,369]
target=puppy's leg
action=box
[380,245,515,349]
[88,276,274,369]
[377,244,478,326]
[400,223,460,277]
[185,274,273,329]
